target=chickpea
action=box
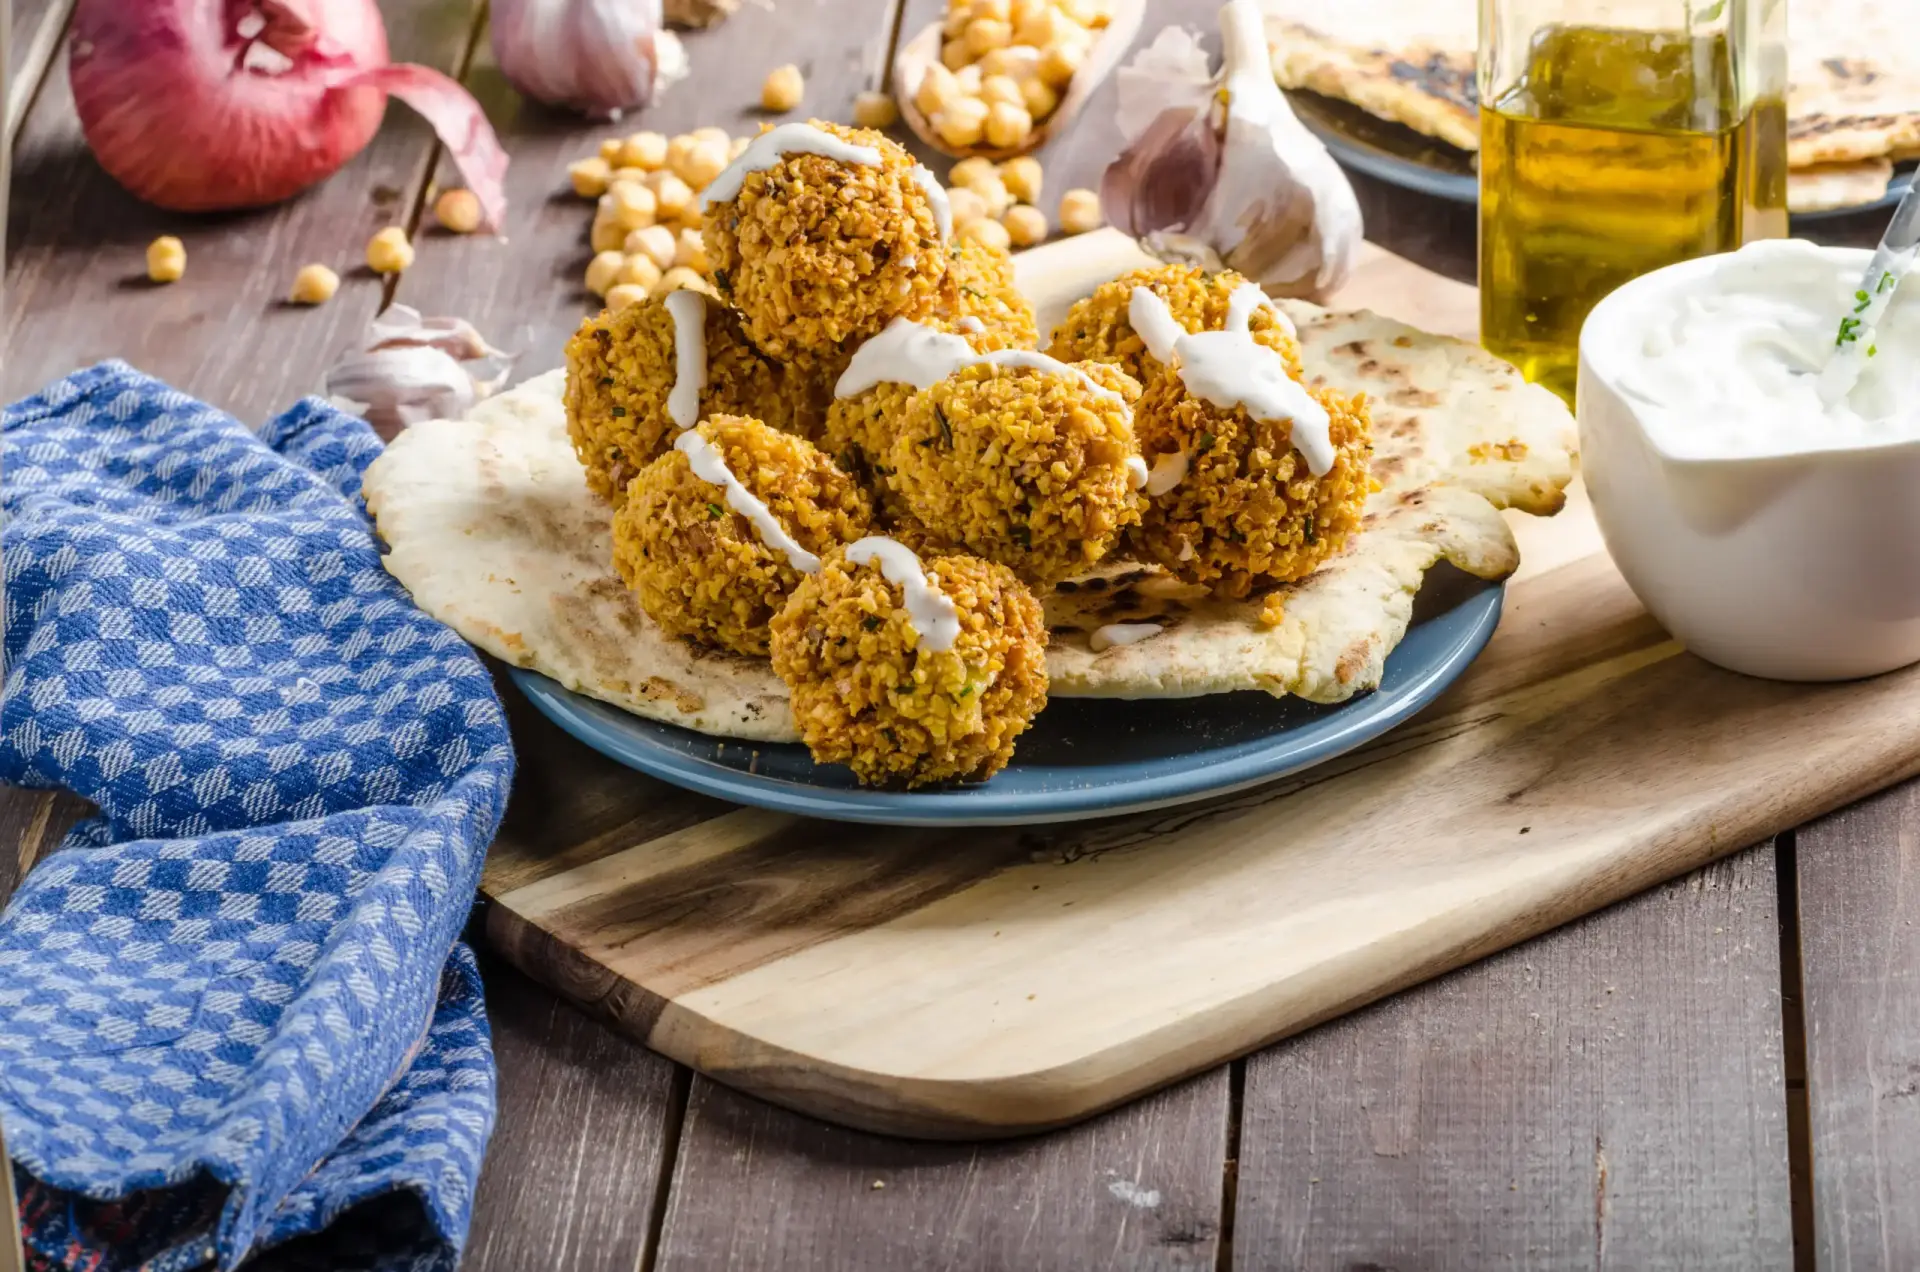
[964,17,1012,56]
[590,210,627,253]
[933,97,990,149]
[569,156,612,198]
[981,74,1023,109]
[955,65,984,95]
[146,235,186,283]
[1058,187,1102,235]
[1040,39,1085,89]
[853,90,900,129]
[999,155,1043,204]
[692,126,731,148]
[984,101,1032,149]
[1014,6,1073,48]
[946,186,990,228]
[598,138,625,164]
[630,224,678,271]
[609,166,652,187]
[434,188,483,234]
[1009,0,1050,33]
[916,64,960,117]
[970,0,1012,22]
[1021,77,1060,120]
[675,227,708,271]
[666,134,700,177]
[659,266,717,297]
[606,283,650,313]
[678,140,731,191]
[619,131,669,170]
[943,4,970,39]
[608,181,658,231]
[1002,204,1047,247]
[950,157,997,189]
[585,249,626,298]
[959,167,1013,217]
[366,226,414,275]
[288,262,340,305]
[650,172,696,219]
[959,217,1012,252]
[762,63,805,112]
[618,254,664,291]
[941,38,972,71]
[1057,0,1102,27]
[978,46,1040,80]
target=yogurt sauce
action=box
[834,318,1125,404]
[1596,238,1920,460]
[675,430,821,573]
[845,536,961,652]
[665,289,708,430]
[702,122,950,242]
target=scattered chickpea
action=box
[599,138,625,164]
[999,155,1043,204]
[659,266,716,297]
[762,63,805,113]
[609,181,658,231]
[569,156,612,198]
[620,131,670,170]
[366,226,414,275]
[1002,203,1047,247]
[985,101,1033,148]
[946,186,990,228]
[434,188,483,234]
[666,134,701,179]
[1058,187,1102,235]
[585,249,626,298]
[950,157,997,189]
[630,224,678,271]
[964,17,1012,57]
[606,282,650,313]
[590,210,627,253]
[609,166,651,186]
[618,254,664,291]
[853,90,899,129]
[678,140,731,191]
[675,227,708,271]
[650,172,696,220]
[1040,39,1085,89]
[146,235,186,284]
[288,262,340,305]
[692,126,732,149]
[934,97,990,149]
[959,216,1012,252]
[958,167,1012,217]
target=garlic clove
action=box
[1103,0,1361,300]
[367,304,512,361]
[325,307,517,440]
[489,0,678,121]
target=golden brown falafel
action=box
[887,358,1144,589]
[1045,264,1305,387]
[770,545,1047,787]
[1131,375,1373,598]
[564,293,814,505]
[931,238,1038,352]
[702,121,948,360]
[612,415,872,656]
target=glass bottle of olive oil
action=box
[1478,0,1787,403]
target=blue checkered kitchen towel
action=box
[0,362,515,1271]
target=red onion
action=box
[69,0,509,228]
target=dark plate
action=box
[512,570,1506,827]
[1286,89,1912,225]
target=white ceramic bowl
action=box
[1578,246,1920,682]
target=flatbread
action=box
[1265,0,1920,172]
[365,300,1573,736]
[362,371,798,742]
[1788,159,1895,213]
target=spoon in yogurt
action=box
[1818,176,1920,404]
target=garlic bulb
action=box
[490,0,688,119]
[1102,0,1361,300]
[325,306,515,440]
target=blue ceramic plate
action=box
[1287,89,1912,225]
[509,570,1505,827]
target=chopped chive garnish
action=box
[1880,271,1898,294]
[707,502,724,519]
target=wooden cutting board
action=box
[479,235,1920,1138]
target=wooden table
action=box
[2,1,1915,1267]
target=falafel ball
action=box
[1045,264,1305,387]
[770,546,1047,787]
[612,415,872,656]
[886,358,1144,589]
[931,238,1038,352]
[565,293,816,505]
[702,121,948,360]
[1131,373,1373,598]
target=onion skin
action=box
[69,0,509,228]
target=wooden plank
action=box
[654,1068,1228,1271]
[0,787,87,908]
[6,0,72,144]
[1231,844,1793,1270]
[462,953,685,1272]
[1,0,481,420]
[399,0,908,376]
[1795,788,1920,1269]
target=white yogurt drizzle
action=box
[845,536,961,652]
[665,289,708,430]
[1089,622,1163,653]
[1145,450,1189,496]
[955,315,985,334]
[674,430,821,573]
[701,123,883,210]
[911,165,953,240]
[1128,285,1333,479]
[834,318,1126,406]
[1125,455,1150,490]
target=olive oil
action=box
[1479,23,1775,404]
